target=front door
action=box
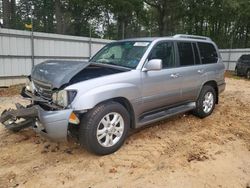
[141,41,182,113]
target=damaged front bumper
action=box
[0,89,74,141]
[36,106,73,140]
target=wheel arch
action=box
[202,80,219,104]
[93,97,136,129]
[246,68,250,74]
[246,68,250,79]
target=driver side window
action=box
[148,42,175,68]
[99,46,123,59]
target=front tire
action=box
[79,101,130,155]
[193,85,216,118]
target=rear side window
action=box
[198,42,218,64]
[177,42,194,66]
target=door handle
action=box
[197,69,204,74]
[170,73,180,78]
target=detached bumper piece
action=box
[0,103,73,141]
[0,103,37,132]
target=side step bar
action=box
[138,102,196,127]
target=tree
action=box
[1,0,249,48]
[55,0,63,34]
[2,0,18,28]
[2,0,11,28]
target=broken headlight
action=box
[52,90,77,107]
[25,78,35,93]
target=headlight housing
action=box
[25,78,35,93]
[52,90,77,107]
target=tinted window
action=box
[198,42,218,64]
[240,55,250,64]
[149,42,175,68]
[177,42,194,66]
[241,55,250,61]
[192,43,201,64]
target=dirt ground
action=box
[0,77,249,188]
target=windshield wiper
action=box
[96,60,122,67]
[91,61,132,70]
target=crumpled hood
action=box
[31,60,90,88]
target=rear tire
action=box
[193,85,216,118]
[235,67,239,76]
[79,101,130,155]
[246,70,250,79]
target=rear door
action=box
[241,55,250,74]
[175,41,205,102]
[236,56,244,74]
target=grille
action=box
[32,79,53,99]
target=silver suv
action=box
[0,34,225,155]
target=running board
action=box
[137,102,196,128]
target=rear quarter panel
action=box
[196,58,225,100]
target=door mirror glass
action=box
[143,59,162,71]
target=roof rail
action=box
[173,34,212,41]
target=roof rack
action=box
[173,34,212,41]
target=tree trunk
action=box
[2,0,11,28]
[55,0,63,34]
[244,24,249,48]
[158,10,165,36]
[10,0,16,28]
[117,14,124,39]
[163,14,168,35]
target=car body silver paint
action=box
[29,36,226,139]
[33,106,73,140]
[31,60,91,88]
[66,37,225,125]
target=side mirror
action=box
[143,59,162,72]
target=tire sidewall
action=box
[80,102,130,155]
[247,70,250,79]
[196,85,216,118]
[235,67,238,76]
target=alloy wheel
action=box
[96,112,124,147]
[203,92,214,113]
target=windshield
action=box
[90,41,151,69]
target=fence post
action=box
[89,25,92,59]
[227,49,231,70]
[227,37,233,71]
[31,5,35,68]
[31,31,34,68]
